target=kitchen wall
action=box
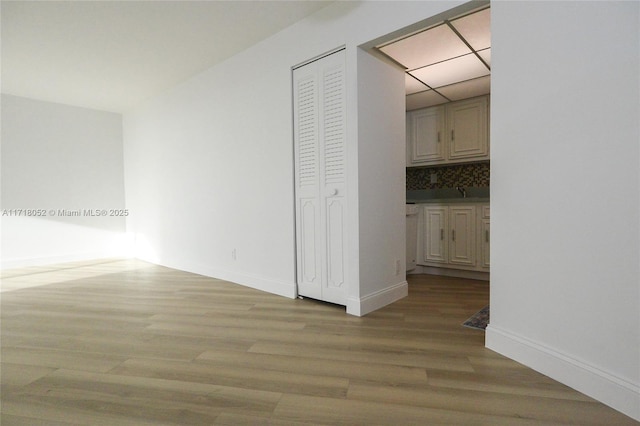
[406,162,489,190]
[488,1,639,421]
[354,47,407,314]
[1,95,129,268]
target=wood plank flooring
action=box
[1,259,637,425]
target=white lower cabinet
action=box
[419,203,489,272]
[479,205,490,269]
[449,206,476,267]
[423,206,448,264]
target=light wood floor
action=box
[1,259,637,425]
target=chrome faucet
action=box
[456,186,467,198]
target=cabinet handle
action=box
[452,230,455,241]
[437,131,440,143]
[485,230,489,243]
[440,229,444,240]
[451,129,455,141]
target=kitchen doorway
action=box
[361,0,492,286]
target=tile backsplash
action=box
[406,162,490,190]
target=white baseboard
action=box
[486,325,640,422]
[139,256,297,300]
[346,281,408,317]
[409,265,489,281]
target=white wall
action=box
[1,95,128,268]
[349,48,407,315]
[487,2,640,421]
[123,1,461,302]
[2,0,637,420]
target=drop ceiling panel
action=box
[436,75,490,101]
[410,53,489,89]
[449,7,491,51]
[376,6,491,111]
[478,48,491,67]
[406,90,448,111]
[379,24,471,70]
[406,74,429,95]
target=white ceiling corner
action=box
[0,1,333,113]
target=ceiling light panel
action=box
[410,53,489,89]
[406,73,429,94]
[436,75,490,101]
[379,24,471,69]
[478,48,491,67]
[450,8,491,51]
[406,89,449,111]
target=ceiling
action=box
[1,1,332,113]
[377,6,490,111]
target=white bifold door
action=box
[293,49,347,306]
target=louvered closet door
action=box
[293,49,347,306]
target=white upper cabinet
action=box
[407,106,445,164]
[407,95,489,167]
[448,97,488,160]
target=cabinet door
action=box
[449,206,476,266]
[423,206,448,263]
[480,218,490,268]
[406,210,418,270]
[447,97,488,160]
[408,106,445,165]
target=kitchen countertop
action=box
[407,197,489,204]
[406,187,489,204]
